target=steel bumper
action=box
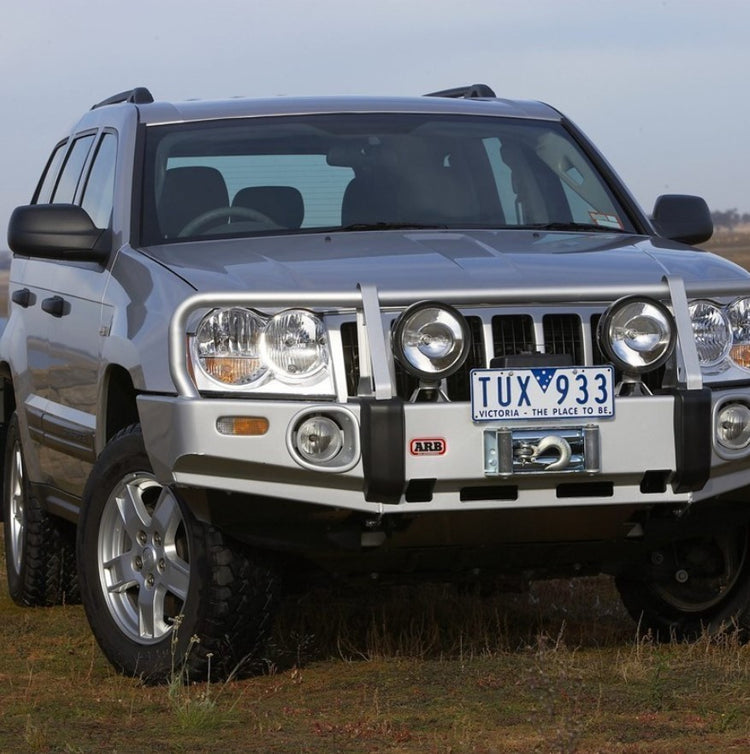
[136,387,750,515]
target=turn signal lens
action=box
[216,416,269,436]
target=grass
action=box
[3,538,750,753]
[3,233,750,751]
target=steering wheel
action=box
[178,206,279,237]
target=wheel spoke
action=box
[164,554,190,601]
[114,480,151,539]
[150,488,183,541]
[137,583,166,640]
[103,553,138,593]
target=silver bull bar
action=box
[168,276,750,400]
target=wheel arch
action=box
[100,364,140,449]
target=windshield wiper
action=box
[522,222,627,233]
[336,222,448,232]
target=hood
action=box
[142,229,750,295]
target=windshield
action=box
[139,112,635,245]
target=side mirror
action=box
[7,204,109,262]
[651,194,713,246]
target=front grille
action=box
[339,307,667,400]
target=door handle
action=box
[11,288,32,308]
[41,296,67,317]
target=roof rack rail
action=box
[425,84,496,99]
[91,87,154,110]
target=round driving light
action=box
[717,403,750,450]
[598,297,675,373]
[689,300,732,368]
[393,301,471,380]
[261,309,329,383]
[295,415,344,464]
[194,307,266,386]
[727,297,750,370]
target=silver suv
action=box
[4,84,750,680]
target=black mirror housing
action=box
[651,194,713,246]
[7,204,109,261]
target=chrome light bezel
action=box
[286,407,360,472]
[597,296,676,374]
[392,301,471,381]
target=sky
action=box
[1,0,748,246]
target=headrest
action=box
[232,185,304,229]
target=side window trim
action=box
[32,139,68,205]
[80,130,118,229]
[50,130,97,205]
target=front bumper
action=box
[137,385,750,516]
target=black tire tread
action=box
[189,528,280,681]
[3,413,74,607]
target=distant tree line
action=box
[712,209,750,230]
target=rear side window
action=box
[81,132,117,228]
[51,134,95,203]
[34,142,67,204]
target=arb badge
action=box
[410,438,447,456]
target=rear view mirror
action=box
[7,204,109,262]
[651,195,713,246]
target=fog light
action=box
[393,301,471,380]
[295,415,344,464]
[717,403,750,450]
[598,297,675,374]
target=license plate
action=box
[470,366,615,421]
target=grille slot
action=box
[491,315,534,358]
[341,321,360,396]
[543,314,583,364]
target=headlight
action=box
[727,297,750,370]
[261,309,328,383]
[598,296,675,373]
[191,307,333,393]
[194,307,267,386]
[392,301,471,380]
[689,300,732,368]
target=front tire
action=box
[2,412,74,606]
[77,425,279,682]
[616,526,750,640]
